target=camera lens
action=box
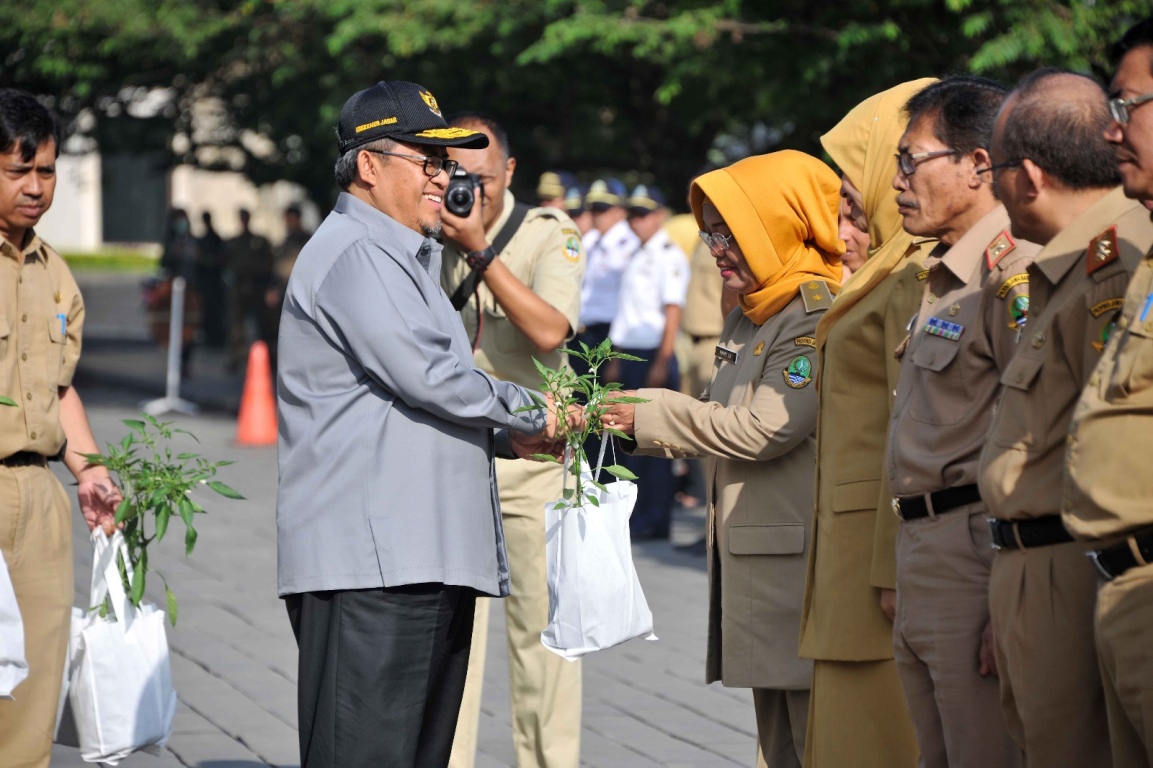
[445,181,474,217]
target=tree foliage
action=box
[1,1,1146,209]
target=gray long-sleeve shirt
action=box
[276,192,546,598]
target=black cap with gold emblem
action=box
[337,81,489,154]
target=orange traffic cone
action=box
[236,341,278,446]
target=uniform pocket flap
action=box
[911,335,961,372]
[831,478,881,513]
[728,524,805,555]
[47,316,66,343]
[1001,352,1043,391]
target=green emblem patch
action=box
[1008,294,1029,331]
[783,355,812,388]
[563,236,581,262]
[1094,310,1121,352]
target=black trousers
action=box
[285,584,477,768]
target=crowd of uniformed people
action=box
[6,14,1153,768]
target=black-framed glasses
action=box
[699,230,735,251]
[975,160,1024,178]
[1108,92,1153,124]
[364,149,459,178]
[895,149,960,176]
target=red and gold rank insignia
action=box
[1086,226,1119,274]
[985,231,1016,270]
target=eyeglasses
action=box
[895,149,960,176]
[1108,92,1153,124]
[975,160,1024,178]
[363,149,459,179]
[699,230,736,251]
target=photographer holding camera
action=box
[438,113,585,768]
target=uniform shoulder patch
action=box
[1090,297,1124,318]
[783,355,813,388]
[996,273,1029,299]
[985,231,1016,270]
[1087,225,1119,274]
[531,207,561,221]
[800,280,833,313]
[563,235,582,263]
[916,269,931,281]
[794,336,816,348]
[561,227,580,237]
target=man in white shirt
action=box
[575,178,638,374]
[610,185,689,540]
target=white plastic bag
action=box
[540,440,656,659]
[0,549,28,699]
[66,530,176,765]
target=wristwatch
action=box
[465,246,497,272]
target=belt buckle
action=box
[892,497,902,520]
[1087,549,1114,581]
[987,517,1002,550]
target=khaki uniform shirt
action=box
[441,190,586,389]
[887,206,1039,496]
[682,241,725,339]
[980,188,1153,522]
[0,231,85,460]
[1064,240,1153,542]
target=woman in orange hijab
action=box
[603,150,843,767]
[796,79,938,768]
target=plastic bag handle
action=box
[88,529,138,632]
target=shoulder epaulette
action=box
[530,206,561,221]
[1087,225,1119,274]
[985,230,1016,270]
[800,280,833,313]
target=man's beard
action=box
[421,221,442,238]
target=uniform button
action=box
[673,444,681,450]
[1120,317,1129,330]
[1090,374,1099,387]
[1146,322,1153,334]
[1066,434,1074,446]
[21,314,27,322]
[653,441,662,447]
[29,431,36,440]
[25,392,31,401]
[20,353,26,362]
[1015,372,1024,383]
[927,294,937,304]
[1032,333,1045,349]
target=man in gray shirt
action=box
[276,81,568,768]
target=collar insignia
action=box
[1087,225,1119,274]
[986,231,1016,270]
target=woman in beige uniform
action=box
[602,149,844,768]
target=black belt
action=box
[1088,531,1153,580]
[0,451,48,467]
[689,334,721,344]
[989,515,1075,550]
[894,484,981,521]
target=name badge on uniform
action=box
[715,345,738,364]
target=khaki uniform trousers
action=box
[0,465,74,768]
[1096,561,1153,768]
[803,659,918,768]
[893,506,1022,768]
[988,540,1111,768]
[449,458,581,768]
[754,688,809,768]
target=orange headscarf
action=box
[689,149,845,326]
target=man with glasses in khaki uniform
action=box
[0,88,122,768]
[1064,19,1153,766]
[439,113,585,768]
[980,69,1153,768]
[886,75,1033,768]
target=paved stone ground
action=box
[47,391,756,768]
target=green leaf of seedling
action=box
[597,338,612,352]
[214,460,235,467]
[512,404,544,413]
[207,481,244,499]
[185,525,198,556]
[130,560,145,606]
[114,497,132,525]
[173,428,199,443]
[176,453,199,460]
[0,395,17,407]
[562,488,574,500]
[165,584,178,627]
[578,341,590,355]
[588,479,608,492]
[178,497,195,527]
[528,453,560,463]
[605,396,650,404]
[552,501,567,510]
[76,452,106,465]
[155,504,170,541]
[585,493,600,507]
[123,419,146,433]
[120,434,132,451]
[604,464,639,481]
[613,353,647,362]
[603,428,633,441]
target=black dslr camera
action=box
[445,168,483,217]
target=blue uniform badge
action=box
[783,356,812,388]
[57,313,67,334]
[924,316,964,341]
